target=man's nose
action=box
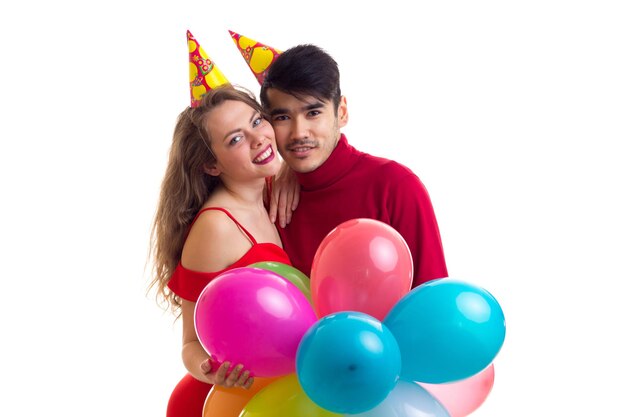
[291,116,309,140]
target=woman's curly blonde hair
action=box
[147,85,264,315]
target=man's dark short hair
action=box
[260,44,342,112]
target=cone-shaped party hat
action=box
[229,30,281,85]
[187,30,229,108]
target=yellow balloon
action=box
[240,374,341,417]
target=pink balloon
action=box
[194,267,318,377]
[419,364,495,417]
[311,218,413,321]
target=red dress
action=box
[166,207,291,417]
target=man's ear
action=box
[338,96,349,128]
[203,163,221,177]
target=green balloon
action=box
[248,261,312,303]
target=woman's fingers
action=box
[242,375,254,390]
[235,369,251,387]
[214,361,253,388]
[214,361,231,385]
[224,364,246,387]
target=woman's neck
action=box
[209,179,266,211]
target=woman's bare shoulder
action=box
[181,209,248,272]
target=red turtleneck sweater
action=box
[279,134,448,288]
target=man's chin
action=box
[289,160,318,174]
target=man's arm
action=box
[387,171,448,287]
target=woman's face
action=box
[204,99,281,181]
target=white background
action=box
[1,1,624,416]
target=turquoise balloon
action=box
[383,279,505,383]
[296,312,401,414]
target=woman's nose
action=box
[250,131,265,147]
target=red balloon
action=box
[311,218,413,321]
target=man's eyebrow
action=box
[269,107,288,117]
[303,102,324,111]
[269,101,325,116]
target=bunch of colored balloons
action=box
[195,218,506,417]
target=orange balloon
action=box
[202,377,278,417]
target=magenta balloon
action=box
[194,267,318,377]
[311,218,413,321]
[419,364,495,417]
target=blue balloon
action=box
[296,311,401,414]
[350,380,451,417]
[383,279,506,383]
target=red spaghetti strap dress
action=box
[166,207,292,417]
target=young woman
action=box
[149,85,291,417]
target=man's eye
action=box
[273,115,289,121]
[309,110,321,117]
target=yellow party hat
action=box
[187,30,229,108]
[229,30,281,85]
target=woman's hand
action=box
[268,162,300,228]
[201,358,254,389]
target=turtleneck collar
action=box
[295,134,362,191]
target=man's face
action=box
[265,88,348,173]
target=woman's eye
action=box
[254,116,264,125]
[230,135,242,145]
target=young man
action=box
[260,44,448,288]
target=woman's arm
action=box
[267,161,300,228]
[178,210,256,388]
[181,300,253,388]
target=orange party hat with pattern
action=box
[229,30,281,85]
[187,30,229,108]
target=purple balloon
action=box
[195,267,318,377]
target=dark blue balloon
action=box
[384,279,506,383]
[296,311,401,414]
